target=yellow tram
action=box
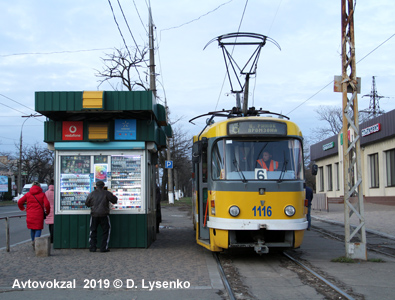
[191,111,307,254]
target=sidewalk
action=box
[0,204,225,299]
[311,201,395,237]
[301,201,395,299]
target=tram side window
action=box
[212,140,225,180]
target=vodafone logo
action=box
[69,126,77,133]
[63,121,83,140]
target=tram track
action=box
[282,251,355,300]
[214,252,237,300]
[213,220,394,299]
[214,249,355,300]
[311,219,395,259]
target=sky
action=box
[0,0,394,156]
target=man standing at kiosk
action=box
[86,181,118,252]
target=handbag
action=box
[33,194,47,219]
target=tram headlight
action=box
[284,205,296,217]
[229,205,240,217]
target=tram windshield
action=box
[211,139,303,181]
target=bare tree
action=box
[170,126,192,197]
[21,144,54,184]
[158,123,192,200]
[311,105,375,143]
[95,47,149,91]
[312,106,343,140]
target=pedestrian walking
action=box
[306,186,313,230]
[45,179,55,243]
[18,181,50,249]
[85,181,118,252]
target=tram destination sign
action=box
[228,121,287,136]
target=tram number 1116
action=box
[252,206,272,217]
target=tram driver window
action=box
[212,139,303,181]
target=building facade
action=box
[310,109,395,205]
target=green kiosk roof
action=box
[35,91,171,148]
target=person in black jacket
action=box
[85,181,118,252]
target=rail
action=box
[1,214,26,252]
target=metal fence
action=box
[312,193,328,212]
[1,214,26,252]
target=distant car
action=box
[12,195,21,203]
[13,183,48,202]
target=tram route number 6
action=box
[255,168,267,180]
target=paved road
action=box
[0,204,50,249]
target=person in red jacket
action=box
[45,180,55,243]
[18,182,50,249]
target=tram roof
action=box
[193,116,302,142]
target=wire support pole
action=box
[341,0,367,260]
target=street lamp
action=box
[17,114,41,195]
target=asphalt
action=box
[295,203,395,300]
[1,201,394,300]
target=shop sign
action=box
[62,121,83,140]
[323,141,335,151]
[114,119,137,140]
[362,123,381,137]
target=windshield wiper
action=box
[277,160,288,182]
[233,157,247,183]
[278,151,289,183]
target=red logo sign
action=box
[62,121,83,140]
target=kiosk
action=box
[35,91,171,248]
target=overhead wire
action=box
[286,32,395,115]
[133,0,148,35]
[0,48,114,58]
[0,102,32,117]
[116,0,148,67]
[107,0,150,89]
[0,93,36,113]
[0,135,18,141]
[160,0,234,33]
[252,0,283,107]
[107,0,132,56]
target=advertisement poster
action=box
[94,164,108,183]
[62,121,83,141]
[114,119,137,140]
[0,176,8,192]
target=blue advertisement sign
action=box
[114,119,137,140]
[0,176,8,192]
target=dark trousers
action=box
[48,224,54,243]
[89,215,111,251]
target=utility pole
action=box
[340,0,367,260]
[148,5,173,204]
[18,114,42,195]
[148,7,156,99]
